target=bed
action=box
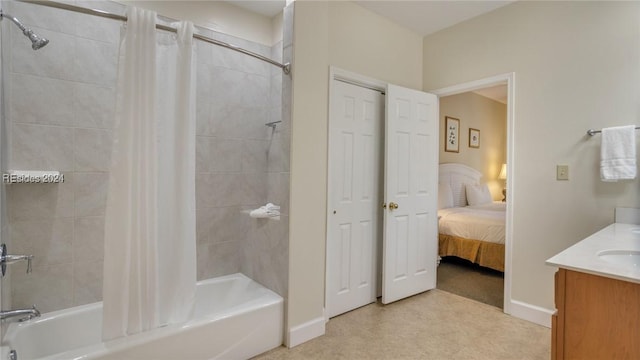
[438,163,505,272]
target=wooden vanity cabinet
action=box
[552,268,640,360]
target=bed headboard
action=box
[439,163,483,207]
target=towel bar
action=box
[587,126,640,136]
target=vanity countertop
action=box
[546,222,640,284]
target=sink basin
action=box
[597,250,640,268]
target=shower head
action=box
[0,11,49,50]
[24,29,49,50]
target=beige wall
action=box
[289,0,423,331]
[423,1,640,310]
[119,1,282,46]
[440,92,507,200]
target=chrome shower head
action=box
[0,11,49,50]
[25,29,49,50]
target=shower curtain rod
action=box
[19,0,291,74]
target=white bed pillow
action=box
[465,183,492,206]
[438,183,454,209]
[449,178,467,208]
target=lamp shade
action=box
[498,163,507,180]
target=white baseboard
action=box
[287,316,326,348]
[509,300,554,328]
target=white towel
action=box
[249,203,281,218]
[600,125,637,181]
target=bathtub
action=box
[2,273,283,360]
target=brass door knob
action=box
[389,202,399,210]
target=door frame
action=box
[325,67,387,320]
[431,72,515,315]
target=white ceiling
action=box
[225,1,514,36]
[355,1,514,36]
[225,0,285,17]
[473,84,508,104]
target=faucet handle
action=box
[0,244,35,276]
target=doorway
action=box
[325,68,440,318]
[432,73,515,314]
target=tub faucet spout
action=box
[0,305,40,322]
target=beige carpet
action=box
[254,289,550,360]
[437,256,504,309]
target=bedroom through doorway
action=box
[433,77,512,310]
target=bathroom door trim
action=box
[431,72,516,317]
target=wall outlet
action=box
[557,165,569,180]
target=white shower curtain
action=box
[102,6,197,341]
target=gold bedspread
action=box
[438,234,504,272]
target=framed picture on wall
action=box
[445,116,460,153]
[469,128,480,148]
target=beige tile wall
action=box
[5,0,119,313]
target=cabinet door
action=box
[563,270,640,359]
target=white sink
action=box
[597,250,640,268]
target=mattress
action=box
[437,202,506,245]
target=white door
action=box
[326,80,384,318]
[382,84,438,304]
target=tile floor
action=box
[255,289,550,359]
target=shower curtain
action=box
[102,7,197,341]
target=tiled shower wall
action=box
[239,35,291,297]
[238,2,293,298]
[195,28,290,298]
[4,0,290,313]
[4,0,121,313]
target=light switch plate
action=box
[557,165,569,180]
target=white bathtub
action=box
[2,273,283,360]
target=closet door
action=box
[326,80,384,318]
[382,84,438,304]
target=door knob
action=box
[389,202,399,210]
